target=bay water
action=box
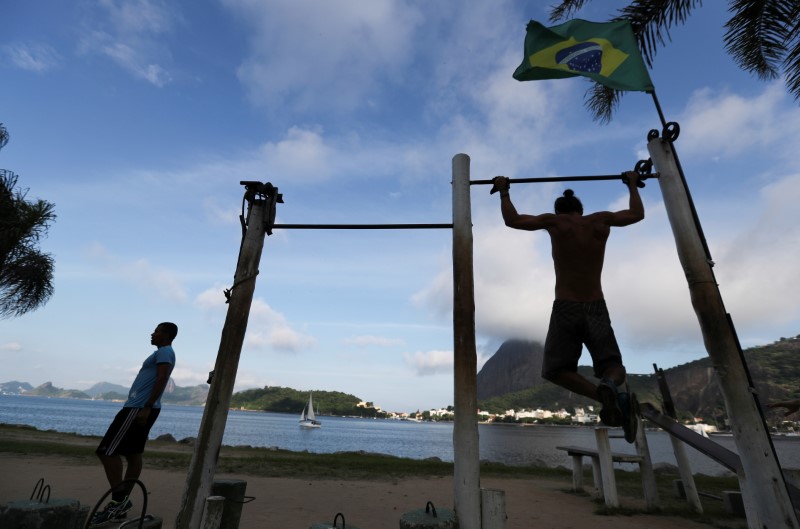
[4,395,800,477]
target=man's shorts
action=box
[542,299,623,380]
[96,407,161,457]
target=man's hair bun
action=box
[563,189,575,198]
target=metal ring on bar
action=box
[663,122,680,142]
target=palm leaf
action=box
[549,0,594,23]
[0,248,54,318]
[615,0,702,68]
[0,169,56,318]
[584,82,624,123]
[0,123,8,151]
[724,0,794,80]
[783,6,800,99]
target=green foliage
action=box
[98,391,128,401]
[229,385,369,416]
[0,124,56,319]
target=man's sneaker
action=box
[89,497,133,526]
[596,379,623,427]
[619,391,639,444]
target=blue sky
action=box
[3,1,800,413]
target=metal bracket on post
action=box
[239,181,283,235]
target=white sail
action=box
[299,392,321,428]
[306,394,316,421]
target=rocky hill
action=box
[477,335,800,424]
[0,380,32,395]
[1,379,209,406]
[477,340,544,400]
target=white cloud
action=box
[78,0,175,86]
[202,198,240,225]
[678,83,800,160]
[712,172,800,328]
[222,0,423,111]
[86,243,188,302]
[2,42,61,73]
[98,0,174,33]
[259,127,336,182]
[343,335,405,347]
[1,342,23,352]
[403,349,452,375]
[195,290,316,352]
[169,365,212,387]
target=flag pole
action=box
[649,90,668,129]
[648,89,713,262]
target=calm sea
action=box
[3,395,800,477]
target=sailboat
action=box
[299,392,322,428]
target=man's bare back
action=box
[547,212,610,301]
[493,174,643,301]
[491,171,645,443]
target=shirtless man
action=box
[492,172,644,442]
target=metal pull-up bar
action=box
[271,223,452,230]
[470,172,660,188]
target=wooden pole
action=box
[668,436,703,513]
[594,427,619,508]
[633,416,661,511]
[175,189,272,529]
[649,138,798,529]
[452,153,481,529]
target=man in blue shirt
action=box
[90,322,177,526]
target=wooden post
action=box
[175,187,273,529]
[452,153,481,529]
[480,489,506,529]
[668,436,703,513]
[595,428,619,508]
[633,416,661,510]
[649,138,799,529]
[200,496,225,529]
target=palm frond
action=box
[616,0,702,68]
[549,0,595,23]
[724,0,795,80]
[0,123,8,151]
[584,82,624,123]
[0,169,56,318]
[782,10,800,99]
[0,248,55,318]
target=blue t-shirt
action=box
[124,345,176,408]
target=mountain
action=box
[84,382,129,398]
[23,382,90,399]
[477,340,544,400]
[0,380,33,395]
[0,379,209,406]
[476,335,800,424]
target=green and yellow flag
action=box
[513,19,654,92]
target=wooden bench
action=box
[556,427,658,509]
[556,444,643,499]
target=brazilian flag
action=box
[513,19,654,92]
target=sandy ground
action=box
[0,453,727,529]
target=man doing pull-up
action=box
[492,171,644,442]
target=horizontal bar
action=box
[272,223,453,230]
[470,173,659,186]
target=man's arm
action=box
[493,176,555,231]
[136,363,172,424]
[606,170,645,226]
